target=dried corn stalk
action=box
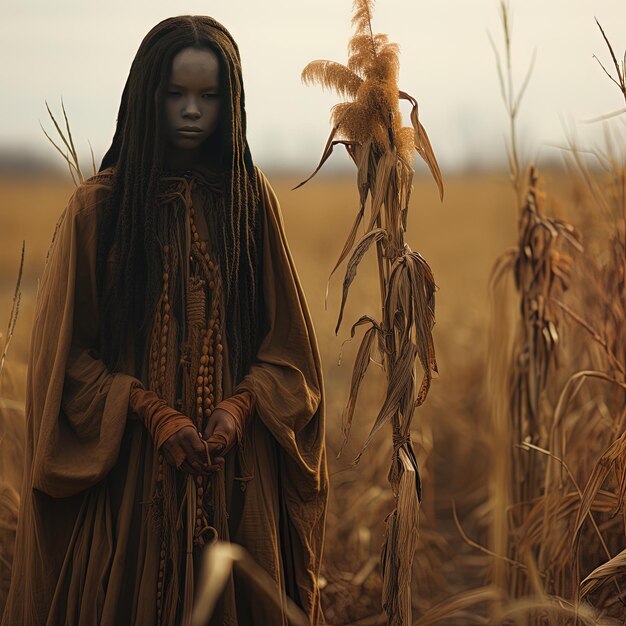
[495,167,581,601]
[298,2,443,624]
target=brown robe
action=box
[1,167,328,626]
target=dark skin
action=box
[159,46,240,475]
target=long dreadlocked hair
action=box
[96,15,263,385]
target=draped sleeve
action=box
[28,178,139,498]
[232,168,328,619]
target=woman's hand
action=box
[161,425,221,474]
[202,408,239,463]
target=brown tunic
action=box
[1,167,328,626]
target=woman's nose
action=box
[183,98,201,119]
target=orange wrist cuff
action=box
[129,384,194,451]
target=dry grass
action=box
[479,7,626,625]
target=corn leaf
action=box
[399,91,444,201]
[339,315,384,454]
[335,227,387,335]
[580,546,626,598]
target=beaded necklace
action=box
[149,171,227,624]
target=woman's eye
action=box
[168,91,181,97]
[203,93,218,99]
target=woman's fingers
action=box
[184,430,210,465]
[160,427,224,474]
[203,408,238,456]
[181,428,222,474]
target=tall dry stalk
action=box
[0,243,25,616]
[548,22,626,615]
[487,0,583,613]
[298,1,443,623]
[40,98,96,185]
[0,242,24,388]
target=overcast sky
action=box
[1,0,625,172]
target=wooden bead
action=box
[197,487,204,497]
[162,325,168,335]
[204,397,211,408]
[193,232,199,242]
[163,314,169,324]
[197,386,203,397]
[204,376,209,385]
[200,355,208,365]
[200,242,207,253]
[163,272,169,282]
[209,357,214,365]
[199,365,205,375]
[208,366,214,374]
[196,376,203,385]
[196,397,202,406]
[217,344,223,353]
[197,407,203,419]
[164,303,170,313]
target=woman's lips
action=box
[177,128,204,136]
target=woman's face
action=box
[163,46,221,158]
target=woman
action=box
[2,15,327,626]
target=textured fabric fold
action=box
[29,183,139,498]
[231,168,328,622]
